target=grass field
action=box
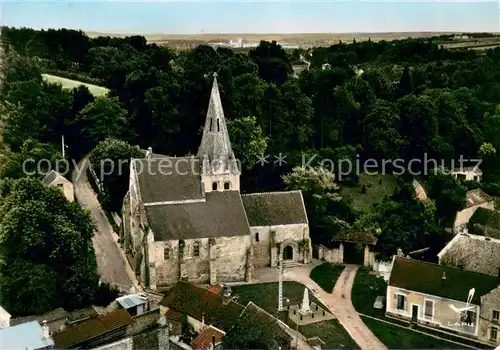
[340,173,397,212]
[42,74,109,97]
[309,263,344,293]
[362,316,464,349]
[231,281,358,349]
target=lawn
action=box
[351,266,388,318]
[340,173,397,212]
[42,74,110,97]
[309,263,344,293]
[362,316,465,349]
[231,282,358,349]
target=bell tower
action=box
[197,73,240,193]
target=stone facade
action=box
[479,287,500,346]
[122,74,310,290]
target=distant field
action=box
[42,74,109,97]
[85,31,461,48]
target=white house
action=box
[453,166,483,182]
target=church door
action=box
[283,245,293,260]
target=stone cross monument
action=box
[299,288,311,315]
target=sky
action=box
[0,0,499,34]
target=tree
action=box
[227,116,268,170]
[0,178,99,315]
[1,139,62,179]
[397,66,414,98]
[426,168,467,225]
[479,142,497,158]
[282,166,342,243]
[354,182,444,260]
[76,96,129,153]
[90,138,144,212]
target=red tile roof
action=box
[191,325,225,350]
[207,285,222,295]
[52,309,134,348]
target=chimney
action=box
[442,271,447,280]
[212,335,216,349]
[41,320,49,339]
[201,312,205,325]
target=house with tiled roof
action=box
[454,189,495,233]
[387,256,500,345]
[191,325,225,350]
[453,165,483,182]
[52,308,134,349]
[122,73,311,289]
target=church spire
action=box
[197,73,236,174]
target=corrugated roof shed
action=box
[116,294,147,309]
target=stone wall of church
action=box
[250,223,311,268]
[201,173,240,193]
[148,235,251,288]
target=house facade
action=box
[454,189,494,233]
[453,166,482,182]
[387,256,500,341]
[122,73,311,290]
[42,170,74,202]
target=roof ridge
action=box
[396,256,500,278]
[241,190,302,197]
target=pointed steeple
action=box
[197,73,238,175]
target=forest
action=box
[2,27,500,311]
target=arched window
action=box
[224,182,231,190]
[164,247,170,260]
[255,232,260,242]
[212,182,218,191]
[193,241,200,257]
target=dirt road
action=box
[72,157,139,293]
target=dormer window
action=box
[212,182,218,191]
[224,182,230,190]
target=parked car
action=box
[373,295,386,309]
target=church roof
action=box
[197,73,235,166]
[145,191,250,240]
[134,156,204,203]
[241,191,308,227]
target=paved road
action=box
[72,157,140,293]
[282,264,387,350]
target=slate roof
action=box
[191,325,225,350]
[52,309,134,348]
[42,170,67,185]
[159,281,244,331]
[389,256,500,304]
[241,191,308,227]
[134,156,204,203]
[465,188,493,208]
[145,190,250,240]
[197,74,234,165]
[224,302,292,349]
[0,320,55,349]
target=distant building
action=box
[454,189,495,233]
[42,170,74,202]
[0,320,55,350]
[453,166,483,182]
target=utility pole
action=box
[278,257,283,312]
[61,134,66,158]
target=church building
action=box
[122,73,312,290]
